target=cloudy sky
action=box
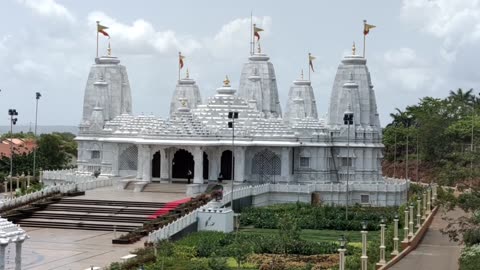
[0,0,479,127]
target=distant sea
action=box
[0,125,78,135]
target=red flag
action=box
[179,52,185,69]
[254,25,263,40]
[364,23,376,35]
[97,23,110,38]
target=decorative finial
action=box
[179,98,187,107]
[349,72,354,81]
[107,41,112,56]
[301,69,304,80]
[257,42,261,53]
[186,68,190,79]
[352,42,356,55]
[223,75,230,87]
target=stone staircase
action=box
[142,183,187,193]
[16,198,165,232]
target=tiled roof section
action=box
[101,87,296,139]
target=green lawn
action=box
[239,227,380,243]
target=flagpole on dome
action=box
[363,20,367,58]
[308,53,315,81]
[363,20,376,58]
[96,21,100,58]
[250,11,253,55]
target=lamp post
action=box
[422,190,427,220]
[343,109,354,220]
[408,202,414,238]
[377,217,386,266]
[338,235,347,270]
[426,186,431,215]
[8,109,18,198]
[391,214,399,256]
[416,197,421,229]
[361,220,368,270]
[33,92,41,181]
[402,208,409,243]
[393,123,398,178]
[228,111,238,211]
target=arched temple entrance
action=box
[152,151,161,178]
[220,150,233,180]
[172,149,194,179]
[203,152,209,180]
[252,149,281,183]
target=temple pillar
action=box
[136,145,143,179]
[281,147,291,182]
[160,148,170,180]
[0,243,7,270]
[111,144,119,176]
[234,147,246,182]
[142,145,152,182]
[193,147,203,184]
[209,150,220,181]
[15,240,23,270]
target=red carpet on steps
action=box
[148,197,192,219]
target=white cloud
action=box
[87,11,201,55]
[12,59,53,78]
[206,16,272,59]
[381,48,438,92]
[17,0,75,22]
[401,0,480,62]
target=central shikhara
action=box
[75,45,407,206]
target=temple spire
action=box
[223,75,231,87]
[352,42,356,55]
[107,41,112,56]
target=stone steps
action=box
[16,198,164,232]
[142,183,187,193]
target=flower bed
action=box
[249,253,339,270]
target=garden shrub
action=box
[464,228,480,246]
[459,244,480,270]
[240,203,399,231]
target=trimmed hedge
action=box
[240,202,400,231]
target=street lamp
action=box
[405,115,413,180]
[392,214,399,256]
[408,202,414,238]
[402,207,409,243]
[8,109,18,198]
[33,92,41,181]
[361,220,368,270]
[343,109,354,220]
[422,190,427,220]
[338,234,347,270]
[393,123,397,178]
[416,197,422,229]
[228,111,238,211]
[377,217,386,266]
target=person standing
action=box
[187,169,192,184]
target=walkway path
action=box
[391,207,464,270]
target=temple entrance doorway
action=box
[172,149,194,179]
[220,150,233,180]
[152,151,161,178]
[203,152,209,180]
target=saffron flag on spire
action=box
[97,23,110,38]
[254,24,263,40]
[364,23,376,35]
[309,53,315,72]
[179,52,185,69]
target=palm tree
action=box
[449,88,474,106]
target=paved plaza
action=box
[5,184,188,269]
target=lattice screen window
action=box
[361,195,370,204]
[119,145,138,170]
[341,157,353,167]
[300,157,310,168]
[252,149,281,183]
[91,150,100,160]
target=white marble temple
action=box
[75,49,406,206]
